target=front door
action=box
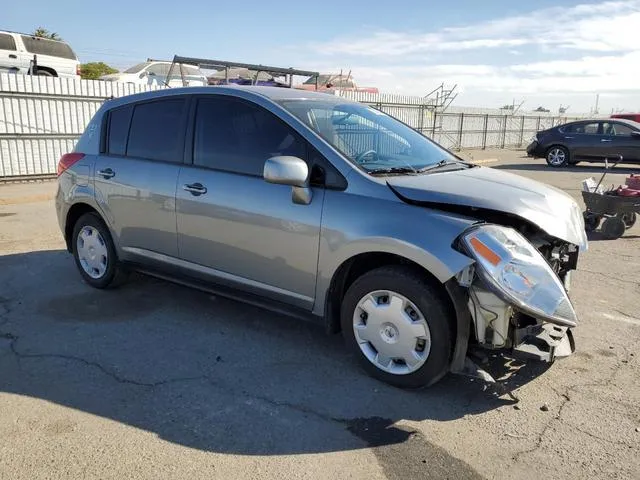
[606,122,640,162]
[94,97,189,258]
[176,96,324,309]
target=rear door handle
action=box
[601,139,612,142]
[8,54,17,59]
[98,168,115,179]
[183,182,207,196]
[564,136,574,139]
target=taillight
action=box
[76,64,81,76]
[57,153,85,176]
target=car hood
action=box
[386,167,588,250]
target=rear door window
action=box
[193,96,307,176]
[106,105,133,156]
[0,33,16,51]
[127,98,188,163]
[564,122,600,134]
[20,36,76,59]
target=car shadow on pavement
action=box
[0,249,549,459]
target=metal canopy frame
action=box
[167,55,320,89]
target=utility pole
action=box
[594,94,600,115]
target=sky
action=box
[5,0,640,113]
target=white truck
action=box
[0,30,80,78]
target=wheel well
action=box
[36,66,57,76]
[324,252,454,334]
[64,203,98,252]
[545,144,568,156]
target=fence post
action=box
[501,115,507,148]
[419,104,425,133]
[482,114,488,149]
[519,115,525,147]
[431,110,437,138]
[457,113,464,150]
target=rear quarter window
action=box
[107,105,133,156]
[20,35,77,60]
[0,33,16,51]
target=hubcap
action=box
[76,226,108,279]
[353,290,431,375]
[548,148,566,166]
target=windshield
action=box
[124,62,149,73]
[278,98,458,172]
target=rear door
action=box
[565,121,609,160]
[94,96,189,260]
[0,33,22,73]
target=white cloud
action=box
[315,0,640,57]
[301,0,640,111]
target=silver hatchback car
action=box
[56,87,587,388]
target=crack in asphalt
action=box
[578,269,640,286]
[511,349,630,462]
[613,308,640,321]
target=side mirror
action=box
[263,156,312,205]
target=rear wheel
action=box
[36,69,54,77]
[546,146,569,167]
[340,266,453,389]
[72,212,128,288]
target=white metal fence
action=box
[0,73,588,179]
[0,73,160,178]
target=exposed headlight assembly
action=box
[460,225,577,327]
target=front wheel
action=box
[72,212,128,288]
[340,266,453,388]
[621,212,636,229]
[546,146,569,167]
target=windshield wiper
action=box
[366,166,417,175]
[416,159,465,173]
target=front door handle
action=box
[98,168,115,179]
[601,139,612,142]
[8,54,17,59]
[564,136,574,139]
[183,182,207,196]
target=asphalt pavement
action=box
[0,151,639,479]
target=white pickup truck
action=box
[0,30,80,78]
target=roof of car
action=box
[560,118,640,128]
[104,85,351,108]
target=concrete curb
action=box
[467,158,499,165]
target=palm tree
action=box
[32,27,61,41]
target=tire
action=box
[546,146,569,167]
[36,69,54,77]
[621,212,636,229]
[340,266,453,389]
[71,212,128,288]
[583,212,602,232]
[601,216,626,239]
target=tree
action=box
[80,62,119,80]
[32,27,61,40]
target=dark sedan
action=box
[527,119,640,167]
